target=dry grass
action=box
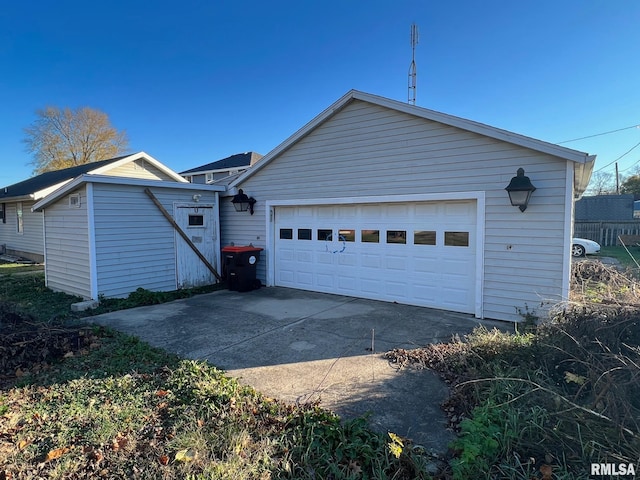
[570,259,640,305]
[385,259,640,479]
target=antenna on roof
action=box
[408,23,418,105]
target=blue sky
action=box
[1,1,639,188]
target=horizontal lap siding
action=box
[43,188,91,298]
[104,160,177,181]
[92,184,202,298]
[227,100,570,322]
[0,202,44,259]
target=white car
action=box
[572,238,601,257]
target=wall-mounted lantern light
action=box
[231,189,257,215]
[505,168,536,212]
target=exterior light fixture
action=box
[505,168,536,212]
[231,189,257,215]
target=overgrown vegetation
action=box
[0,272,224,322]
[1,356,430,479]
[3,260,640,479]
[386,260,640,479]
[0,274,431,479]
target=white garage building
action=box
[220,90,595,322]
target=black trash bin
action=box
[221,246,263,292]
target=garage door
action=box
[274,201,477,314]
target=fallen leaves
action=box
[44,446,71,462]
[174,448,196,462]
[540,463,553,480]
[17,439,31,450]
[111,434,129,452]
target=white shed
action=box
[220,90,595,323]
[33,175,225,299]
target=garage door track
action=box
[89,287,509,453]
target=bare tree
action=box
[584,171,616,196]
[23,106,129,174]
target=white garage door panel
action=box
[274,201,477,314]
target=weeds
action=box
[0,277,433,479]
[1,356,432,479]
[385,261,640,479]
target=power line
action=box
[557,124,639,144]
[593,140,640,173]
[618,158,640,174]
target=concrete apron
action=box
[89,287,510,453]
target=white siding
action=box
[103,159,176,181]
[92,184,219,298]
[223,100,572,322]
[42,187,91,298]
[0,201,45,261]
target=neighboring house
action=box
[220,90,595,323]
[32,175,224,300]
[0,152,187,262]
[574,194,634,221]
[180,152,262,184]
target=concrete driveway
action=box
[89,287,510,452]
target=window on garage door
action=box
[280,228,293,239]
[298,228,312,240]
[414,230,436,245]
[361,229,379,243]
[339,229,355,242]
[444,231,469,247]
[386,230,406,244]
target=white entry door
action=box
[174,203,216,288]
[274,201,477,314]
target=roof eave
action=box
[0,194,34,202]
[33,174,225,212]
[574,155,597,199]
[230,89,593,188]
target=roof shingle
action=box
[180,152,262,175]
[1,156,129,199]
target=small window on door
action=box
[414,230,436,245]
[445,231,469,247]
[188,215,204,226]
[298,228,312,240]
[317,229,332,241]
[386,230,406,244]
[280,228,293,240]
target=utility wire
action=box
[593,140,640,173]
[618,159,640,174]
[557,124,640,144]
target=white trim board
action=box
[561,161,574,303]
[87,183,99,300]
[265,191,486,318]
